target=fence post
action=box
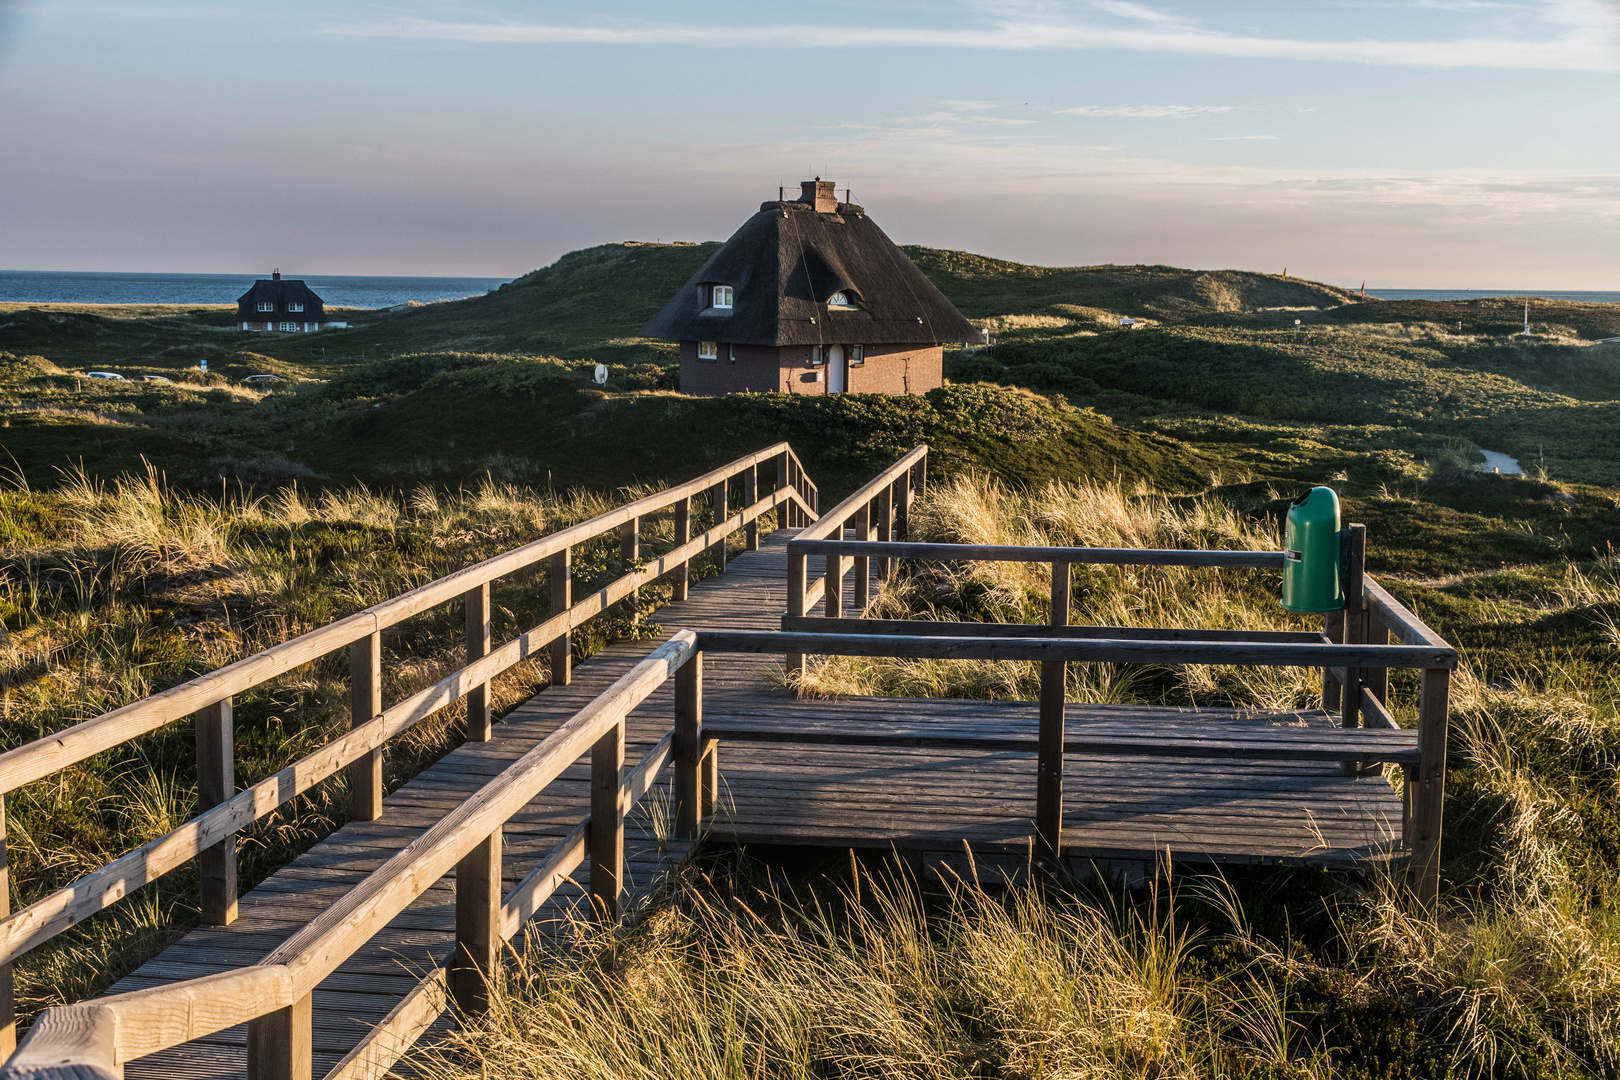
[786,547,807,677]
[1340,524,1366,774]
[465,583,492,743]
[673,497,691,602]
[824,552,842,618]
[702,737,719,819]
[350,631,383,822]
[712,478,729,574]
[196,696,238,925]
[852,503,871,612]
[1050,561,1070,628]
[876,484,894,580]
[621,516,640,632]
[915,453,927,498]
[786,457,800,528]
[0,797,13,1059]
[1322,610,1343,713]
[452,829,501,1017]
[775,450,790,528]
[590,718,625,924]
[675,652,704,838]
[551,547,571,687]
[246,992,313,1080]
[1409,667,1449,910]
[1036,659,1066,864]
[896,470,912,539]
[745,466,760,551]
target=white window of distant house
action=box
[278,322,299,332]
[698,341,719,361]
[850,345,864,366]
[712,285,733,309]
[828,291,853,308]
[288,302,304,313]
[257,301,274,312]
[811,346,823,366]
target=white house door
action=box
[827,344,847,393]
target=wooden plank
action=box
[790,539,1287,568]
[1363,576,1450,650]
[1360,688,1398,731]
[698,630,1457,669]
[780,619,1321,644]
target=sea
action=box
[1364,288,1619,304]
[0,270,513,309]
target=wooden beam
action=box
[672,497,691,601]
[1410,667,1449,909]
[711,480,729,574]
[464,583,492,743]
[590,720,624,924]
[1341,524,1366,775]
[674,652,704,839]
[0,799,11,1061]
[246,991,312,1080]
[1360,687,1398,730]
[780,616,1324,643]
[620,517,640,634]
[349,632,383,822]
[194,697,237,926]
[696,630,1457,670]
[789,538,1287,568]
[1363,576,1450,650]
[451,830,501,1017]
[876,484,894,580]
[852,504,872,611]
[1322,611,1344,713]
[550,548,571,687]
[796,445,926,543]
[1036,660,1065,862]
[745,466,760,551]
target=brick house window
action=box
[288,302,304,313]
[850,345,864,365]
[712,285,733,309]
[811,346,823,366]
[257,302,274,312]
[697,341,718,361]
[278,322,299,332]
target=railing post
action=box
[247,991,313,1080]
[350,631,383,822]
[775,450,790,528]
[824,552,842,618]
[786,547,807,677]
[196,696,238,925]
[1322,610,1343,713]
[712,478,729,574]
[852,503,871,612]
[465,583,492,743]
[745,465,760,551]
[877,484,894,580]
[1050,561,1070,628]
[1409,667,1449,910]
[1036,659,1066,864]
[784,456,798,528]
[702,737,719,820]
[674,652,704,838]
[621,516,640,631]
[551,547,571,687]
[1340,524,1366,774]
[673,497,691,602]
[0,796,13,1060]
[452,828,501,1016]
[896,470,912,539]
[590,718,625,924]
[915,453,927,498]
[1364,605,1390,708]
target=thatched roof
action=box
[641,197,977,347]
[236,276,326,320]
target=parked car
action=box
[242,374,282,385]
[136,375,171,383]
[85,371,126,380]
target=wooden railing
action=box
[3,631,716,1080]
[0,443,817,1059]
[782,517,1457,908]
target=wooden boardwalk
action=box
[106,528,1403,1077]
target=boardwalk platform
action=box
[106,528,1403,1078]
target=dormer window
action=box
[828,291,854,308]
[257,301,274,312]
[287,302,304,313]
[712,285,733,310]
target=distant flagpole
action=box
[1360,281,1366,297]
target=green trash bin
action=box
[1281,487,1343,612]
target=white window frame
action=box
[257,301,274,312]
[278,322,299,332]
[287,302,304,313]
[828,291,852,308]
[850,345,864,366]
[697,340,719,361]
[712,285,733,309]
[810,346,823,366]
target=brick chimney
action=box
[272,269,281,281]
[799,178,838,213]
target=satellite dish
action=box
[593,364,608,385]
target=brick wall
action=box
[678,340,785,395]
[678,340,943,397]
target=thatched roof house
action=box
[236,272,331,333]
[641,180,976,395]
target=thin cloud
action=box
[1060,104,1238,118]
[329,6,1620,71]
[1208,134,1280,140]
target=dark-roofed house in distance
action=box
[641,180,978,396]
[235,271,334,332]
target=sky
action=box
[0,1,1617,287]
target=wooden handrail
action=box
[2,634,700,1080]
[1363,576,1450,650]
[795,445,926,543]
[0,483,810,970]
[0,443,802,797]
[698,629,1458,669]
[789,539,1286,568]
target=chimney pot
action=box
[799,179,838,213]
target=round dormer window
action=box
[828,291,852,308]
